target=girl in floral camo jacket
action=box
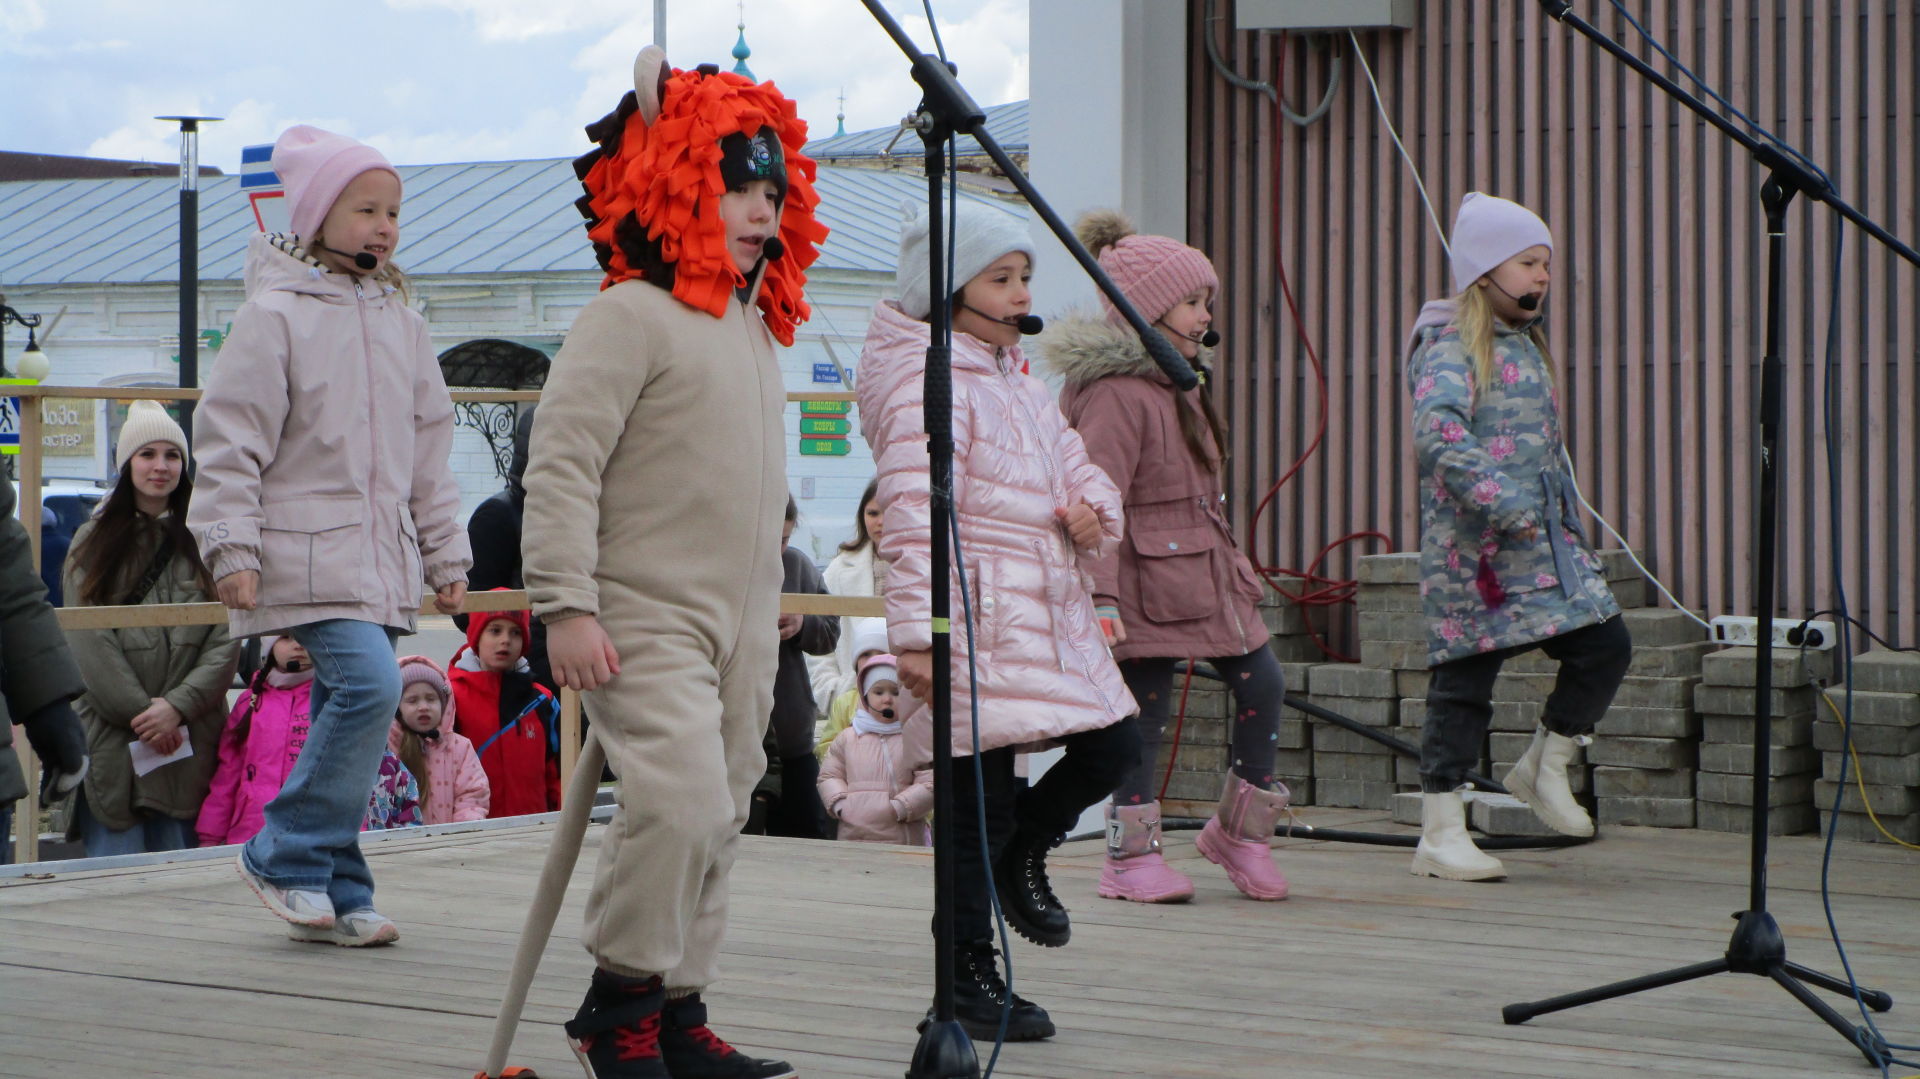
[1402,192,1631,883]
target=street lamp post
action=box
[0,297,51,382]
[156,114,221,445]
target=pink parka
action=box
[1041,314,1270,661]
[188,233,471,639]
[818,722,934,845]
[389,656,490,825]
[195,671,313,848]
[856,300,1137,760]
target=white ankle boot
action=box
[1411,791,1506,881]
[1502,726,1595,837]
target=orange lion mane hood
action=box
[573,45,828,346]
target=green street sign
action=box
[798,399,852,415]
[800,417,850,436]
[799,437,852,457]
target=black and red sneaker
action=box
[658,994,797,1079]
[564,970,669,1079]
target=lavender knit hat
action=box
[1076,209,1219,327]
[1448,192,1553,295]
[396,654,451,701]
[271,124,399,243]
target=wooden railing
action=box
[9,385,876,864]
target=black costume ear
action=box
[633,44,671,126]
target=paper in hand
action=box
[128,736,193,777]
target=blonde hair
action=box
[1452,284,1557,407]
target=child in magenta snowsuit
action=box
[196,637,316,848]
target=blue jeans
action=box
[242,619,400,914]
[73,789,194,857]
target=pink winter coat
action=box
[188,233,471,639]
[818,720,933,845]
[388,688,489,825]
[1042,314,1270,661]
[195,672,313,847]
[856,300,1137,759]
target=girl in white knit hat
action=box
[1403,192,1631,881]
[857,198,1140,1042]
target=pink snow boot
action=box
[1194,774,1291,900]
[1097,802,1195,903]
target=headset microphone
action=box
[1155,318,1221,348]
[762,236,785,261]
[322,245,380,272]
[880,707,896,720]
[960,302,1044,336]
[1488,277,1544,312]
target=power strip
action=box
[1709,615,1838,651]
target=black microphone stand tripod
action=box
[1504,4,1916,1066]
[856,6,1197,1078]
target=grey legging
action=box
[1115,647,1286,804]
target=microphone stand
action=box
[1504,4,1915,1065]
[855,6,1196,1078]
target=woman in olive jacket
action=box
[64,403,237,855]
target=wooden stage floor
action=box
[2,809,1916,1078]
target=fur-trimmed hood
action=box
[1035,310,1215,388]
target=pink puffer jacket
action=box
[818,722,933,845]
[195,673,312,848]
[857,301,1136,760]
[389,656,490,825]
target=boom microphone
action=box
[960,302,1044,335]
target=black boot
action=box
[658,992,797,1079]
[564,969,669,1079]
[994,827,1071,947]
[919,941,1056,1042]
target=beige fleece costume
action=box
[522,277,785,986]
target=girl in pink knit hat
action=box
[189,124,471,947]
[1039,210,1294,906]
[1402,192,1628,882]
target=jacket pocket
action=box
[398,502,423,593]
[1130,525,1218,623]
[259,496,366,606]
[963,557,1000,656]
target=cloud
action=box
[6,1,1028,168]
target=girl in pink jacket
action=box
[195,637,315,848]
[858,199,1140,1042]
[1041,212,1293,906]
[390,655,489,825]
[818,655,932,845]
[189,125,471,948]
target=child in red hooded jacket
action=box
[448,595,559,817]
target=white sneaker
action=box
[236,851,334,928]
[289,908,399,947]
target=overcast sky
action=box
[0,0,1028,171]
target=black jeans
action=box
[1419,615,1632,793]
[943,715,1141,943]
[1117,647,1287,803]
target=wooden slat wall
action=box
[1188,0,1919,649]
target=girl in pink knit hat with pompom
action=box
[1039,210,1295,907]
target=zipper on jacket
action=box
[354,282,392,613]
[1205,494,1257,653]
